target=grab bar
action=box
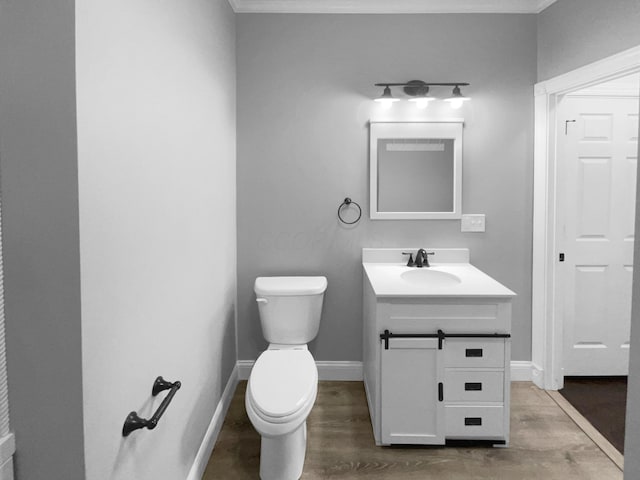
[122,376,182,437]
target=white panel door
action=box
[560,96,639,376]
[380,337,444,444]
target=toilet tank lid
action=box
[254,276,327,296]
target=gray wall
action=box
[0,0,236,478]
[624,90,640,479]
[237,14,537,362]
[537,0,640,81]
[75,0,237,478]
[0,0,85,478]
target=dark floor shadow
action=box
[559,376,627,453]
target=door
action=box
[560,95,639,376]
[380,337,444,444]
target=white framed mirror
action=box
[369,120,463,220]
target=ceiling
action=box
[228,0,558,14]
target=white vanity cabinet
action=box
[362,248,515,447]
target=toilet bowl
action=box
[245,347,318,480]
[246,276,327,480]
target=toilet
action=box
[245,276,327,480]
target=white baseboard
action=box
[0,458,12,480]
[237,360,363,381]
[239,359,533,382]
[315,361,363,380]
[186,366,239,480]
[0,433,14,480]
[531,362,545,388]
[510,361,534,381]
[237,360,255,380]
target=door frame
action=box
[532,45,640,391]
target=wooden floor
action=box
[203,381,623,479]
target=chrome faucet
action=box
[415,248,434,268]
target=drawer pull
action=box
[465,417,483,426]
[464,382,483,391]
[438,382,443,402]
[465,348,483,357]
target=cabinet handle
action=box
[465,382,482,391]
[438,382,443,402]
[465,417,482,426]
[465,348,483,357]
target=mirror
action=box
[369,121,463,219]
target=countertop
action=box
[363,262,517,298]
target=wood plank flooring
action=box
[203,381,622,479]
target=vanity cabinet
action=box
[363,277,513,447]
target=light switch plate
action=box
[461,214,486,232]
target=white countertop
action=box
[362,248,516,298]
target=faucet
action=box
[415,248,434,268]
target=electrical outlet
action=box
[461,214,486,232]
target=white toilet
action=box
[245,276,327,480]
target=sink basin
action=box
[400,269,461,287]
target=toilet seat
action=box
[249,349,317,418]
[247,384,316,426]
[246,349,318,436]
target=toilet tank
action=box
[254,276,327,345]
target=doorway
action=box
[532,45,640,392]
[533,50,640,461]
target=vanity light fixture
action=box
[444,85,470,109]
[374,81,470,108]
[374,85,400,108]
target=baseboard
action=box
[186,366,239,480]
[239,359,534,382]
[510,361,534,382]
[0,434,14,480]
[237,360,255,380]
[237,360,363,381]
[315,361,363,380]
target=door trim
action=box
[532,44,640,390]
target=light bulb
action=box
[377,98,396,109]
[449,98,464,109]
[410,98,433,109]
[374,86,399,108]
[445,85,470,109]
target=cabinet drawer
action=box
[444,370,504,403]
[445,405,505,439]
[444,338,505,368]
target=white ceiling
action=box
[228,0,558,14]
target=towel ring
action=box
[338,197,362,225]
